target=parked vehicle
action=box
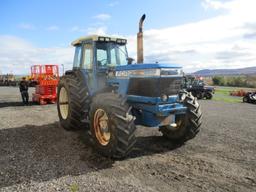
[56,15,202,158]
[0,74,18,86]
[184,75,215,99]
[243,92,256,104]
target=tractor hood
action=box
[115,63,181,71]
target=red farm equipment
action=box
[31,65,59,105]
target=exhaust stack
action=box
[137,14,146,64]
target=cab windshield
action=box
[96,42,128,68]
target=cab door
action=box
[80,43,94,92]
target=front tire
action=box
[89,93,136,158]
[196,92,203,99]
[243,96,248,103]
[205,92,213,100]
[160,92,202,143]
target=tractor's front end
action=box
[107,63,202,144]
[109,64,185,126]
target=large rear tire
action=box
[160,92,202,143]
[57,75,90,131]
[89,93,136,158]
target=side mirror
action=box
[127,57,135,65]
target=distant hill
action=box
[193,67,256,76]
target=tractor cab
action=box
[71,35,130,92]
[72,35,128,71]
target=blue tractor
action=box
[57,15,202,158]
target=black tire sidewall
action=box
[196,92,203,99]
[205,92,213,99]
[57,78,72,130]
[160,92,201,142]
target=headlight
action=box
[116,69,160,77]
[115,68,182,77]
[98,37,105,41]
[161,68,182,76]
[161,94,168,102]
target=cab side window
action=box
[97,49,107,68]
[82,44,93,70]
[73,46,82,68]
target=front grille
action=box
[127,77,182,97]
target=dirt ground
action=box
[0,87,255,192]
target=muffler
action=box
[137,14,146,64]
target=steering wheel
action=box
[98,59,108,66]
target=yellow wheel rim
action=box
[93,108,110,146]
[59,87,69,120]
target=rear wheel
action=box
[89,93,136,158]
[57,75,89,131]
[160,92,202,143]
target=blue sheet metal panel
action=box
[135,108,183,127]
[107,78,130,95]
[115,63,181,71]
[127,95,179,104]
[131,102,187,116]
[139,111,160,127]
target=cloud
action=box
[2,0,256,74]
[18,23,35,30]
[108,1,119,7]
[0,35,73,74]
[70,26,80,32]
[70,26,88,33]
[87,27,107,35]
[70,25,107,35]
[125,0,256,71]
[93,14,111,21]
[201,0,229,10]
[46,25,59,31]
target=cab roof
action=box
[71,35,127,46]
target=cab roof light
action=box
[98,37,105,41]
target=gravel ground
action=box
[0,87,255,192]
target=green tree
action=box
[212,76,225,86]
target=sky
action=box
[0,0,256,74]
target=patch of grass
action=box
[213,86,242,103]
[70,183,79,192]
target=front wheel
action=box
[89,93,136,158]
[160,92,202,143]
[243,96,248,103]
[196,92,203,99]
[205,92,213,100]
